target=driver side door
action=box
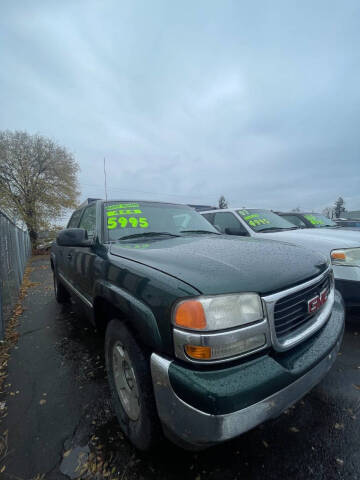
[72,203,97,302]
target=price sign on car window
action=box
[105,203,150,230]
[304,215,325,225]
[238,210,271,226]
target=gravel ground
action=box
[0,255,359,480]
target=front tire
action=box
[105,320,162,451]
[53,271,70,304]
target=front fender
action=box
[94,280,162,351]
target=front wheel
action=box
[105,320,162,451]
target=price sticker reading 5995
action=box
[107,217,149,229]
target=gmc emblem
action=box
[307,288,328,314]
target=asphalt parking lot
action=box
[1,256,359,480]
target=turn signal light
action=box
[331,251,346,261]
[174,300,207,330]
[185,345,211,359]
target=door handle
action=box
[67,253,72,260]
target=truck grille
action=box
[273,273,332,340]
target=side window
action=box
[202,213,215,225]
[282,215,306,228]
[213,212,248,234]
[79,204,97,239]
[67,209,83,228]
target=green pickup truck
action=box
[50,199,345,450]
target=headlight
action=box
[173,293,264,331]
[331,248,360,267]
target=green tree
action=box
[0,130,80,249]
[334,196,345,218]
[218,195,229,209]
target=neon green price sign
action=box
[105,203,150,230]
[238,210,271,227]
[248,218,271,226]
[304,215,324,225]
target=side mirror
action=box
[57,228,93,247]
[225,227,248,236]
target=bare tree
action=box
[0,130,80,248]
[218,195,229,209]
[322,207,333,219]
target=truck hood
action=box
[110,235,328,296]
[260,228,360,258]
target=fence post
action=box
[0,279,3,341]
[0,213,4,341]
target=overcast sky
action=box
[1,0,360,213]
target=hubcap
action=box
[112,342,140,421]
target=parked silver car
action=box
[334,219,360,230]
[201,208,360,307]
[277,211,360,232]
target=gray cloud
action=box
[1,0,360,213]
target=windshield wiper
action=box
[180,230,221,235]
[118,232,181,241]
[257,226,299,232]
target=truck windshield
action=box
[104,202,219,241]
[303,214,337,228]
[238,209,297,232]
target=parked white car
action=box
[201,208,360,307]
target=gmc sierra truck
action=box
[51,199,345,450]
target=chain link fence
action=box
[0,209,31,340]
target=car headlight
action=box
[172,293,267,362]
[173,293,264,331]
[331,248,360,267]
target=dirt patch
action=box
[32,248,51,256]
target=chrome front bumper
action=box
[150,338,342,450]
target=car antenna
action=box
[103,157,108,201]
